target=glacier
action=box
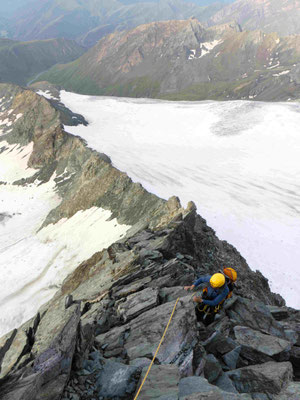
[60,91,300,309]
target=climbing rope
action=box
[133,297,180,400]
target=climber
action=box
[184,273,229,326]
[223,267,237,299]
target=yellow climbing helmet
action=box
[223,267,237,282]
[210,273,225,288]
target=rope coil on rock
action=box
[133,297,180,400]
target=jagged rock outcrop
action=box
[0,83,299,400]
[1,211,299,399]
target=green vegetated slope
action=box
[38,19,300,101]
[9,0,228,47]
[209,0,300,37]
[0,37,85,86]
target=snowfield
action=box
[0,140,130,336]
[60,91,300,309]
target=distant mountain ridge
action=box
[5,0,230,47]
[0,37,85,86]
[37,19,300,101]
[209,0,300,36]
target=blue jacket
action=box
[193,275,229,307]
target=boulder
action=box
[227,298,295,343]
[180,393,251,400]
[223,346,241,370]
[0,327,29,379]
[129,357,152,368]
[233,326,291,363]
[116,287,159,322]
[274,382,300,400]
[179,376,214,397]
[203,332,237,356]
[178,376,252,399]
[31,299,81,396]
[124,296,197,364]
[203,354,222,383]
[95,324,129,358]
[159,287,188,304]
[113,277,152,298]
[227,361,293,394]
[0,373,43,400]
[215,373,238,393]
[136,364,180,399]
[95,360,139,398]
[290,346,300,379]
[266,306,290,321]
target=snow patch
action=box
[0,181,131,336]
[0,141,37,183]
[36,90,57,100]
[188,40,223,60]
[273,70,290,77]
[199,40,223,58]
[267,62,280,70]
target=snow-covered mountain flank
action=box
[0,84,299,400]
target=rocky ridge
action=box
[209,0,300,37]
[0,84,299,399]
[6,0,228,48]
[37,18,300,101]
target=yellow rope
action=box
[133,297,180,400]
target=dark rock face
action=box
[0,84,299,400]
[227,361,293,395]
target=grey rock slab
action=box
[203,332,237,356]
[203,354,222,383]
[266,306,290,321]
[113,277,152,298]
[215,373,238,393]
[135,364,180,399]
[234,326,292,357]
[223,345,241,370]
[227,297,293,342]
[227,361,293,394]
[35,374,69,400]
[125,296,197,363]
[159,286,189,303]
[117,287,159,322]
[31,298,81,394]
[180,393,251,400]
[274,381,300,400]
[95,324,128,357]
[178,376,252,399]
[0,373,43,400]
[0,318,34,378]
[129,357,152,368]
[179,376,217,397]
[32,298,80,355]
[96,360,139,398]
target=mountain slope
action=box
[2,83,299,400]
[38,19,300,101]
[0,37,85,86]
[9,0,229,47]
[209,0,300,37]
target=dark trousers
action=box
[195,305,216,326]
